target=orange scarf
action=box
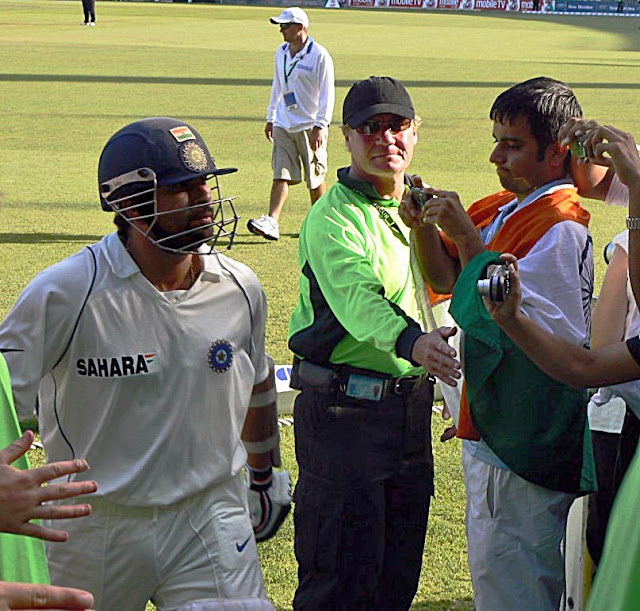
[444,188,590,440]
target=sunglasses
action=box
[355,117,413,136]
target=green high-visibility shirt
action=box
[0,352,50,584]
[587,444,640,610]
[288,167,424,376]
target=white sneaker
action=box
[247,215,280,241]
[89,21,96,26]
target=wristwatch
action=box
[626,217,640,231]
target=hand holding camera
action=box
[482,254,523,330]
[410,186,434,210]
[477,263,511,302]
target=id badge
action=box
[283,91,298,109]
[345,374,384,402]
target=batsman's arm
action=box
[241,355,292,543]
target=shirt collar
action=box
[287,36,313,59]
[511,178,575,212]
[337,166,405,206]
[105,232,221,283]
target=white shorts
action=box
[271,126,328,189]
[463,448,575,611]
[46,474,267,611]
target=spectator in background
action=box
[247,7,335,242]
[81,0,95,26]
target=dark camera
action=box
[477,264,511,302]
[411,187,434,210]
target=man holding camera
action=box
[400,77,595,611]
[287,76,461,610]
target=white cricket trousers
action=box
[46,474,267,611]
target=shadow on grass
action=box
[0,232,104,244]
[2,74,640,90]
[233,233,299,246]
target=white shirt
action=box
[589,230,640,430]
[266,36,335,133]
[0,233,269,505]
[467,181,594,467]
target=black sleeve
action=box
[625,336,640,366]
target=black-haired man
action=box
[0,117,283,610]
[400,77,596,610]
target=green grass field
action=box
[3,1,640,608]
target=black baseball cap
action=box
[343,76,415,129]
[98,117,237,210]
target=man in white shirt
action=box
[247,7,335,241]
[0,117,284,610]
[401,77,594,611]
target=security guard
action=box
[288,76,461,611]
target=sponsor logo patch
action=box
[76,352,159,377]
[208,339,233,373]
[235,535,252,552]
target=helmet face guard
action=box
[100,167,239,255]
[98,118,241,255]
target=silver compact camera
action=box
[411,187,434,210]
[477,264,511,302]
[569,134,587,159]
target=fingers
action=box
[440,424,458,442]
[16,521,71,543]
[0,580,95,609]
[408,174,423,186]
[31,459,90,486]
[437,326,458,341]
[30,501,93,523]
[430,364,461,387]
[0,431,34,466]
[498,253,518,268]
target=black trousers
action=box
[587,408,640,567]
[292,380,434,611]
[81,0,95,23]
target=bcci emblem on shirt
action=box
[208,339,233,373]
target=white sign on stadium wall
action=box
[425,0,457,6]
[459,0,515,8]
[388,0,426,6]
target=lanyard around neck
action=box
[346,183,409,247]
[283,38,313,85]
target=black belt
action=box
[290,357,432,403]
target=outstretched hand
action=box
[0,431,97,542]
[411,326,461,387]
